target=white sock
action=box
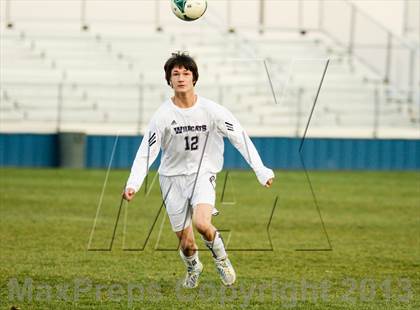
[203,231,227,260]
[179,249,201,270]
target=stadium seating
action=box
[1,19,418,138]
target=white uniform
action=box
[126,95,274,231]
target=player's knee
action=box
[194,220,210,235]
[179,234,195,249]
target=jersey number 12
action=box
[185,136,198,151]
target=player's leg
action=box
[192,203,236,286]
[176,225,203,288]
[160,174,203,288]
[192,203,216,241]
[176,224,197,256]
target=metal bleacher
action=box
[1,16,419,138]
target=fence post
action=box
[373,86,379,138]
[227,0,234,33]
[57,83,63,133]
[298,0,306,34]
[295,88,303,137]
[5,0,13,28]
[259,0,265,34]
[348,4,356,56]
[155,0,162,32]
[81,0,88,31]
[408,49,415,103]
[384,32,392,84]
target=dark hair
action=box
[164,52,199,86]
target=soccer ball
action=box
[171,0,207,21]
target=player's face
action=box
[170,66,194,93]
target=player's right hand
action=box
[123,188,136,201]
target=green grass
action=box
[0,168,419,309]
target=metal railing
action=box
[1,0,418,137]
[3,1,417,96]
[1,81,417,137]
[319,0,418,105]
[403,0,420,38]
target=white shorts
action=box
[159,172,216,232]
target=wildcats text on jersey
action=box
[173,124,207,134]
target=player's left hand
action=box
[265,178,274,188]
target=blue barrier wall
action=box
[0,133,58,167]
[0,133,419,170]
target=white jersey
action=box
[126,95,274,192]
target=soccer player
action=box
[123,52,274,288]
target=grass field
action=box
[0,168,419,309]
